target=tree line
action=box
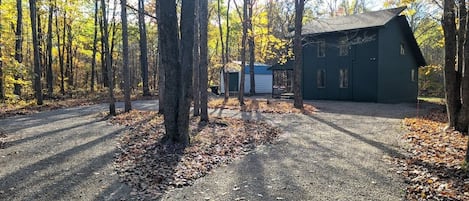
[0,0,462,147]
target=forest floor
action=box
[0,97,466,200]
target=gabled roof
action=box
[302,7,406,35]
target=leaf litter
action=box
[208,98,317,114]
[391,108,469,200]
[110,110,282,199]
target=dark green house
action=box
[301,7,425,103]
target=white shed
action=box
[220,63,272,94]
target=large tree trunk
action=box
[159,0,185,143]
[457,0,469,132]
[238,0,248,105]
[156,0,164,114]
[177,0,196,144]
[29,0,43,105]
[158,51,165,114]
[248,0,255,96]
[14,0,23,96]
[443,0,459,128]
[91,0,98,92]
[101,0,115,115]
[138,0,150,96]
[193,0,201,116]
[121,0,131,112]
[293,0,304,109]
[199,0,209,122]
[46,0,54,97]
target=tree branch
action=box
[126,4,157,20]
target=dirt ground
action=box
[0,99,426,200]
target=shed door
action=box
[229,72,239,92]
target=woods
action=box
[0,0,466,158]
[1,1,469,200]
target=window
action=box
[317,69,326,88]
[339,37,349,56]
[318,40,326,57]
[339,68,349,88]
[411,69,416,82]
[400,43,405,55]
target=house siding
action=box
[302,29,379,101]
[377,16,418,103]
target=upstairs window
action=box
[317,69,326,88]
[318,40,326,57]
[339,37,349,56]
[339,68,349,88]
[400,43,405,55]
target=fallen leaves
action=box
[208,98,317,114]
[111,110,282,199]
[393,108,469,201]
[0,92,157,119]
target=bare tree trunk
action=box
[456,0,466,112]
[101,0,115,115]
[443,0,459,128]
[138,0,150,96]
[159,0,186,143]
[99,17,108,88]
[217,0,229,100]
[30,0,43,105]
[121,0,131,112]
[248,0,255,96]
[46,0,54,97]
[225,0,231,66]
[66,24,73,89]
[294,0,304,109]
[193,0,201,116]
[238,0,248,105]
[199,0,209,122]
[38,6,45,86]
[55,3,65,95]
[177,0,196,144]
[14,0,23,96]
[91,0,98,92]
[457,0,469,132]
[156,0,164,114]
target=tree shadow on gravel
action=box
[0,111,96,135]
[3,119,99,149]
[307,115,405,158]
[0,127,128,201]
[307,100,433,119]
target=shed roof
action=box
[244,64,272,75]
[302,7,406,35]
[227,61,272,74]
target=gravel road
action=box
[0,99,426,201]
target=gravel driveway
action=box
[0,100,423,201]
